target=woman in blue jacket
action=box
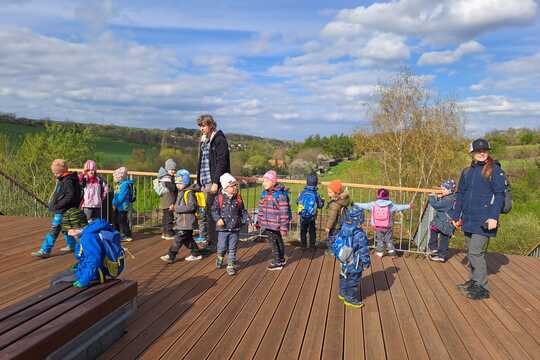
[450,138,506,300]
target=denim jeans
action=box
[217,231,239,264]
[40,212,75,253]
[428,229,450,258]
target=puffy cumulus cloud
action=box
[418,40,484,65]
[323,0,537,44]
[358,33,410,62]
[470,51,540,92]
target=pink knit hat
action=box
[377,188,389,200]
[84,160,97,172]
[262,170,278,184]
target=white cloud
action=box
[323,0,537,44]
[418,40,484,65]
[460,95,540,116]
[358,33,410,62]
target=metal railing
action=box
[0,168,49,217]
[1,167,442,255]
[527,241,540,257]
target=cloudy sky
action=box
[0,0,539,139]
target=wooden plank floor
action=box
[1,216,539,359]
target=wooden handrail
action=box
[72,168,442,194]
[0,168,48,208]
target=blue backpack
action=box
[98,230,125,279]
[298,190,317,220]
[332,208,370,272]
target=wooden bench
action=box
[0,280,137,360]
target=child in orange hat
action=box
[325,180,350,255]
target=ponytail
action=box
[471,156,494,180]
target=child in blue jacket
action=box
[296,174,325,248]
[50,209,117,288]
[333,205,371,309]
[112,167,134,241]
[428,179,457,262]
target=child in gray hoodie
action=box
[427,180,457,262]
[355,188,412,257]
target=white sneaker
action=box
[185,255,202,261]
[59,246,74,253]
[163,235,175,240]
[121,237,133,242]
[375,252,384,258]
[160,254,171,262]
[388,250,397,257]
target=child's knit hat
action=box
[51,159,67,173]
[327,180,343,194]
[175,169,191,185]
[220,173,237,189]
[165,158,177,171]
[158,167,168,179]
[441,179,457,192]
[262,170,278,184]
[61,208,88,231]
[306,174,318,187]
[84,160,96,172]
[113,167,128,181]
[376,188,389,200]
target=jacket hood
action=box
[158,167,168,178]
[120,179,134,185]
[335,192,350,206]
[375,199,393,207]
[83,219,114,235]
[59,172,78,181]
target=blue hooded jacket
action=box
[112,179,134,212]
[74,220,112,287]
[428,193,457,236]
[450,161,506,237]
[337,206,371,274]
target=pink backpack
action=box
[372,204,391,230]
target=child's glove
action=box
[72,280,85,288]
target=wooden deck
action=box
[1,216,539,360]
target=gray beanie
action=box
[165,158,176,171]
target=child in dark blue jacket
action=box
[296,174,325,248]
[333,205,371,309]
[428,179,457,262]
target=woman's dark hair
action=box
[471,156,494,179]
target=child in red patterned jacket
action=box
[256,170,291,271]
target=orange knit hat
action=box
[327,180,343,194]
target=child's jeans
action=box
[299,217,316,247]
[217,231,239,264]
[428,228,450,258]
[375,229,395,253]
[264,229,285,263]
[113,209,132,238]
[169,230,200,260]
[339,271,362,303]
[40,212,76,253]
[162,209,175,237]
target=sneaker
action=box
[375,252,384,258]
[59,246,74,253]
[226,264,236,276]
[343,299,365,309]
[162,235,175,240]
[338,293,345,302]
[216,256,224,269]
[387,250,397,257]
[430,255,446,263]
[31,250,50,258]
[267,261,284,271]
[456,279,474,293]
[121,237,133,242]
[467,283,490,300]
[160,254,174,264]
[185,254,203,261]
[280,259,287,267]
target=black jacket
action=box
[211,192,248,232]
[49,172,82,213]
[197,130,230,187]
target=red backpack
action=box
[218,192,243,209]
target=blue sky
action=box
[0,0,539,139]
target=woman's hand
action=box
[210,183,219,194]
[216,218,225,227]
[486,218,498,230]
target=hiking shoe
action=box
[185,255,202,261]
[267,261,284,271]
[456,279,474,293]
[216,256,224,269]
[121,237,133,242]
[160,254,174,264]
[430,255,446,263]
[59,246,74,253]
[226,264,236,276]
[375,252,384,258]
[31,250,50,259]
[467,284,490,300]
[343,299,365,309]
